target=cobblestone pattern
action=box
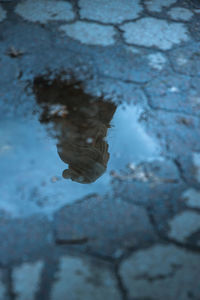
[1,0,200,299]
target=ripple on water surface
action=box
[0,77,160,217]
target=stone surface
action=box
[15,0,75,24]
[111,159,181,208]
[59,22,116,46]
[1,0,200,298]
[126,46,140,55]
[54,195,156,257]
[91,47,155,82]
[120,18,189,50]
[145,74,200,116]
[168,211,200,242]
[79,0,143,24]
[147,52,167,70]
[144,110,200,158]
[193,152,200,183]
[182,188,200,209]
[0,271,6,300]
[168,7,194,21]
[0,215,52,264]
[12,261,44,300]
[50,256,121,300]
[119,244,200,299]
[0,5,6,22]
[169,43,200,77]
[144,0,177,12]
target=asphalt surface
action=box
[1,0,200,299]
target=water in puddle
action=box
[0,78,160,217]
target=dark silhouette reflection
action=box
[33,77,116,183]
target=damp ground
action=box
[1,1,200,299]
[0,78,160,217]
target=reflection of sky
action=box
[0,105,160,217]
[108,105,160,171]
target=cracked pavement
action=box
[1,0,200,299]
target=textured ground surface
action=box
[1,0,200,299]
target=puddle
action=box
[0,77,160,217]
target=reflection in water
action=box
[34,78,116,183]
[0,77,160,216]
